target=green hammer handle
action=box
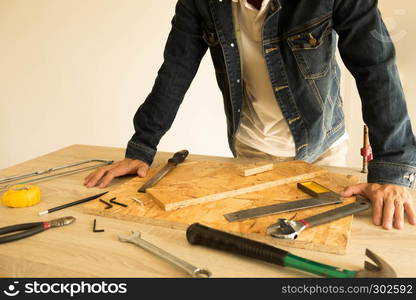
[186,223,357,278]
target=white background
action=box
[0,0,415,169]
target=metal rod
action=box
[38,192,108,216]
[0,160,113,191]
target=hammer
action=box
[187,223,396,278]
[361,125,373,173]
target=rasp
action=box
[138,150,189,193]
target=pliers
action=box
[0,216,75,244]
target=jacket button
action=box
[230,43,235,47]
[308,33,318,47]
[237,79,240,83]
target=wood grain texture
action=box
[1,145,416,278]
[240,162,274,177]
[83,160,359,255]
[146,160,327,211]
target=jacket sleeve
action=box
[125,0,208,165]
[333,0,416,188]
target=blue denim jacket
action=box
[126,0,416,188]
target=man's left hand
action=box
[340,183,416,230]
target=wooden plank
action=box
[83,160,358,255]
[146,160,327,211]
[239,162,274,177]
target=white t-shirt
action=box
[232,0,297,157]
[231,0,348,160]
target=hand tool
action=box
[99,199,113,209]
[267,197,371,239]
[361,125,373,174]
[38,191,108,216]
[119,231,211,278]
[0,160,113,191]
[2,185,41,208]
[138,150,189,193]
[109,198,128,207]
[224,181,342,222]
[186,223,396,278]
[92,219,104,233]
[0,216,76,244]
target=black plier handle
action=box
[0,216,75,244]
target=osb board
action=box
[83,161,359,255]
[145,160,327,211]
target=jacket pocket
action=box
[203,30,219,47]
[287,18,334,80]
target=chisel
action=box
[138,150,189,193]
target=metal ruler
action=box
[224,182,342,222]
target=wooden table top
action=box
[0,145,415,278]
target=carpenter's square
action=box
[138,150,189,193]
[266,197,371,239]
[224,181,342,222]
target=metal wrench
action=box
[119,231,211,278]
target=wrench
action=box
[119,231,211,278]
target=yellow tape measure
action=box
[2,185,41,208]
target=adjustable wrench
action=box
[267,197,371,239]
[119,231,211,278]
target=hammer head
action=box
[355,249,397,278]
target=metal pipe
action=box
[0,160,113,191]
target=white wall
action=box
[0,0,415,169]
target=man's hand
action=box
[84,158,149,188]
[340,183,416,230]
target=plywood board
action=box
[83,160,359,255]
[239,162,274,176]
[146,160,327,211]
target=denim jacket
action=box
[126,0,416,188]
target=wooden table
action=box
[0,145,415,278]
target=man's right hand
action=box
[84,158,149,188]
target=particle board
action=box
[146,160,326,211]
[83,160,359,255]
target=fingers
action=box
[137,165,149,177]
[98,167,130,188]
[340,183,368,197]
[404,201,416,225]
[84,166,108,184]
[382,197,395,230]
[83,159,149,188]
[371,194,384,226]
[393,200,404,230]
[84,166,113,188]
